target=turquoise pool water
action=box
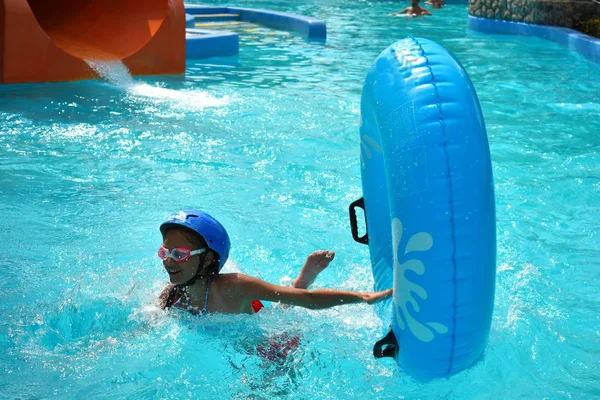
[1,0,599,398]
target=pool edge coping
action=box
[467,15,600,65]
[184,5,326,39]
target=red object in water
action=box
[257,332,302,362]
[251,300,301,361]
[0,0,185,84]
[251,300,264,313]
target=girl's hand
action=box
[364,288,393,304]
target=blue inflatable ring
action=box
[356,37,496,379]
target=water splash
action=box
[85,60,229,110]
[86,60,137,87]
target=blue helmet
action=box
[160,210,230,271]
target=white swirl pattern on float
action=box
[392,218,448,343]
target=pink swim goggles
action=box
[158,247,206,263]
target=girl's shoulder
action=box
[214,272,251,282]
[212,273,264,299]
[214,273,270,290]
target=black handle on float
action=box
[349,197,368,245]
[373,329,399,359]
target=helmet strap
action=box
[175,252,209,288]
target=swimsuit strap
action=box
[202,275,212,315]
[165,286,182,308]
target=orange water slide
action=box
[0,0,185,84]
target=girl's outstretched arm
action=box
[236,274,392,310]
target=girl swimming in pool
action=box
[158,209,393,315]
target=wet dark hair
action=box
[162,226,221,275]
